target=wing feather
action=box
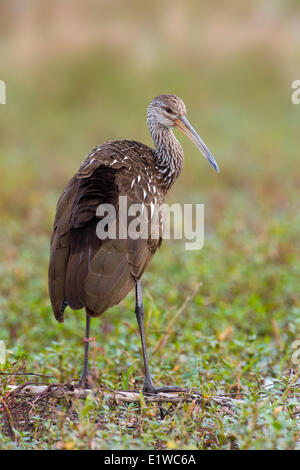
[48,140,163,321]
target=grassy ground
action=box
[0,6,300,449]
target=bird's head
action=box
[147,94,219,173]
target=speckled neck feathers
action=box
[149,126,184,193]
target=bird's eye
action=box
[165,107,173,114]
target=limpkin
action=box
[48,94,219,393]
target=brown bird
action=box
[48,94,219,393]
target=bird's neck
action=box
[152,127,184,192]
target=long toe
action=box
[142,384,187,394]
[76,375,92,389]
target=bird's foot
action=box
[142,381,186,395]
[76,373,92,389]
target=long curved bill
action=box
[174,116,219,173]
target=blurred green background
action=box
[0,0,299,450]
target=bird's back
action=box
[48,140,164,322]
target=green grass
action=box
[0,38,299,449]
[0,205,299,449]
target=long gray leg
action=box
[135,281,185,395]
[135,281,156,393]
[80,312,91,385]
